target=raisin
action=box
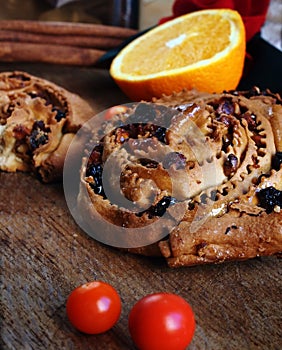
[257,186,282,213]
[223,154,238,177]
[34,120,45,130]
[29,131,48,149]
[147,196,176,217]
[163,152,186,170]
[210,190,218,201]
[241,111,257,130]
[272,152,282,171]
[86,163,105,197]
[29,121,50,150]
[88,144,103,164]
[217,99,234,115]
[137,196,177,218]
[86,144,105,197]
[52,107,66,121]
[86,163,102,178]
[200,193,208,204]
[153,126,167,143]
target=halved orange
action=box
[110,9,246,101]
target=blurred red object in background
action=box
[159,0,271,42]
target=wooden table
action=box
[1,62,281,350]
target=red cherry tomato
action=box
[128,293,195,350]
[66,281,121,334]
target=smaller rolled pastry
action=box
[0,71,93,182]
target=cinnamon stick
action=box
[0,42,106,66]
[0,29,123,50]
[0,20,137,38]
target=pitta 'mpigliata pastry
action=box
[0,71,93,182]
[78,87,282,267]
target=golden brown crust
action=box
[78,87,282,266]
[157,166,282,267]
[0,71,93,182]
[160,208,282,267]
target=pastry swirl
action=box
[78,87,282,267]
[0,71,93,182]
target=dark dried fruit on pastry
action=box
[78,87,282,267]
[0,71,93,182]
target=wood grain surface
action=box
[0,63,281,350]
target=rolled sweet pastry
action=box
[78,87,282,267]
[0,71,93,182]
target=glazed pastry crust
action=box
[158,167,282,267]
[78,88,282,267]
[0,70,93,182]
